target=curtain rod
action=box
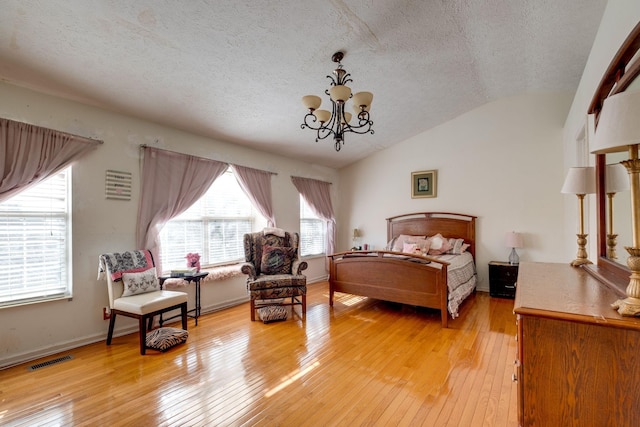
[291,175,333,185]
[2,116,104,145]
[139,145,277,175]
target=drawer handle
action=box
[512,373,517,382]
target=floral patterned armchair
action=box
[241,229,308,321]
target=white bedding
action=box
[431,252,477,318]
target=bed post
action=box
[329,255,335,306]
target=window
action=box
[159,169,265,271]
[0,169,71,307]
[299,195,326,257]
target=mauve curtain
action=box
[136,147,228,273]
[232,164,276,227]
[291,176,336,265]
[0,117,101,202]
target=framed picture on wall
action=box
[411,170,437,198]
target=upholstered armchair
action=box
[241,229,308,321]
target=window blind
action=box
[159,170,259,271]
[0,170,71,307]
[299,195,326,256]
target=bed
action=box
[328,212,477,327]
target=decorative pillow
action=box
[402,242,418,254]
[392,234,428,252]
[145,327,188,352]
[121,268,160,297]
[258,305,288,323]
[428,234,453,255]
[447,238,466,255]
[385,237,398,251]
[261,245,295,275]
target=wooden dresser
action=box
[513,262,640,427]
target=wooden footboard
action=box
[329,251,449,327]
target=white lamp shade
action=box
[313,109,331,123]
[505,232,524,248]
[561,167,596,195]
[342,112,352,124]
[606,163,630,193]
[302,95,321,111]
[591,89,640,154]
[352,91,373,108]
[329,85,352,103]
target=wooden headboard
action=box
[386,212,477,259]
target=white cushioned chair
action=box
[99,250,188,355]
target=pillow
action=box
[261,245,295,275]
[402,242,419,254]
[427,234,453,255]
[145,327,188,352]
[392,234,428,252]
[258,305,288,323]
[385,237,398,251]
[121,267,160,297]
[447,238,466,255]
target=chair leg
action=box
[139,317,147,355]
[181,303,188,330]
[250,299,256,321]
[302,294,306,317]
[147,316,154,331]
[106,313,117,345]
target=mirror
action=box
[586,22,640,292]
[604,153,631,266]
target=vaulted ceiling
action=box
[0,1,608,169]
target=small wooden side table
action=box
[158,272,209,326]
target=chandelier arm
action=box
[343,122,374,135]
[315,126,335,141]
[301,113,324,131]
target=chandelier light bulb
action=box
[329,85,352,103]
[352,91,373,109]
[313,109,331,123]
[302,95,322,111]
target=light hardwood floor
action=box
[0,282,518,426]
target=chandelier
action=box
[301,51,374,151]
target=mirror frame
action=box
[585,22,640,294]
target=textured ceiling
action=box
[0,0,608,169]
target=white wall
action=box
[562,0,640,263]
[338,93,572,291]
[0,81,337,368]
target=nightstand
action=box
[488,261,518,299]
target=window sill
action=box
[0,293,72,309]
[162,264,244,286]
[301,254,326,261]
